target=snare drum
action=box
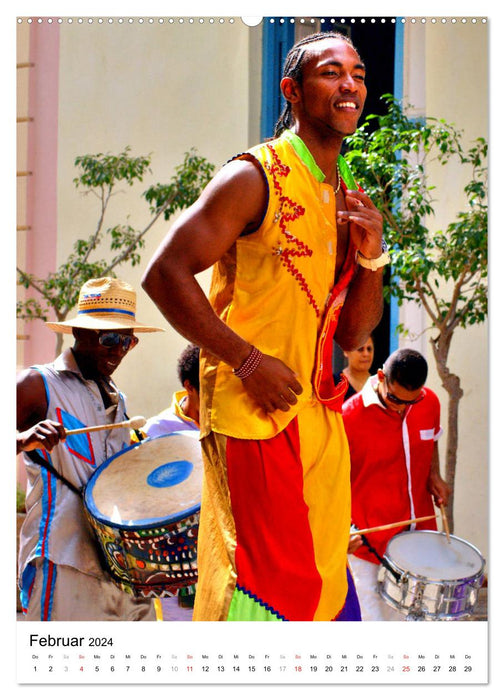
[377,530,485,620]
[84,432,202,598]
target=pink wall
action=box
[23,21,60,366]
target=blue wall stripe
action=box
[260,19,295,141]
[389,17,405,353]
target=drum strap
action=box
[360,533,401,583]
[27,450,84,498]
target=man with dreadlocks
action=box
[143,31,389,621]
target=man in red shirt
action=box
[343,348,451,620]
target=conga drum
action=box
[84,432,202,598]
[377,530,485,620]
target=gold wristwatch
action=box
[355,242,390,271]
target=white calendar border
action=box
[5,0,502,695]
[15,619,489,686]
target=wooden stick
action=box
[439,503,451,543]
[351,514,438,537]
[65,416,146,436]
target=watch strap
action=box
[355,249,390,271]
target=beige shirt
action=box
[19,348,129,581]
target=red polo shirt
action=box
[343,377,442,563]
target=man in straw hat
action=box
[16,277,163,621]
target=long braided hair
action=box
[273,31,357,138]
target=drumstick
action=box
[439,503,451,543]
[351,514,438,537]
[64,416,146,436]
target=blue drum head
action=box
[84,432,203,529]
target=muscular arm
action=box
[142,159,303,413]
[16,369,66,454]
[335,266,384,350]
[143,160,259,368]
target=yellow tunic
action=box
[194,131,360,621]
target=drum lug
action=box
[405,607,426,621]
[405,580,427,621]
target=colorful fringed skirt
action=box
[193,401,361,621]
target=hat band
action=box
[78,307,136,317]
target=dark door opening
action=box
[322,18,396,374]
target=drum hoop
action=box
[384,530,486,582]
[382,555,485,586]
[83,432,202,530]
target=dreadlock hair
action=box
[273,31,357,138]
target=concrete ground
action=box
[16,594,194,622]
[17,588,487,622]
[160,596,193,621]
[157,589,489,622]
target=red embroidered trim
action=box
[267,144,321,316]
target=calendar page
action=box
[16,620,488,683]
[11,1,497,696]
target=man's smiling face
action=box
[292,38,367,138]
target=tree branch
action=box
[79,184,113,269]
[442,263,473,333]
[414,277,442,325]
[102,193,176,275]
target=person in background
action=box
[16,277,163,621]
[143,344,200,438]
[343,347,451,620]
[334,335,374,402]
[140,343,200,612]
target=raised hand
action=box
[337,190,384,259]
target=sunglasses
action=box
[97,331,139,351]
[383,377,424,406]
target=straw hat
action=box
[45,278,165,334]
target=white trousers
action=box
[348,555,405,621]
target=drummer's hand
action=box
[348,534,363,554]
[428,471,452,507]
[241,354,303,414]
[17,420,66,454]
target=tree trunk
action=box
[430,334,463,532]
[54,332,64,358]
[442,379,463,532]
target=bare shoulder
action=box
[17,367,45,389]
[212,154,266,189]
[17,368,48,429]
[197,156,268,231]
[142,152,270,282]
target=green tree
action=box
[344,95,488,530]
[17,147,214,355]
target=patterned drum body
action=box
[377,530,485,620]
[84,432,202,598]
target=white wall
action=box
[402,20,488,558]
[54,19,255,418]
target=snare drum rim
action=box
[83,432,202,530]
[383,530,486,583]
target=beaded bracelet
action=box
[232,346,264,379]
